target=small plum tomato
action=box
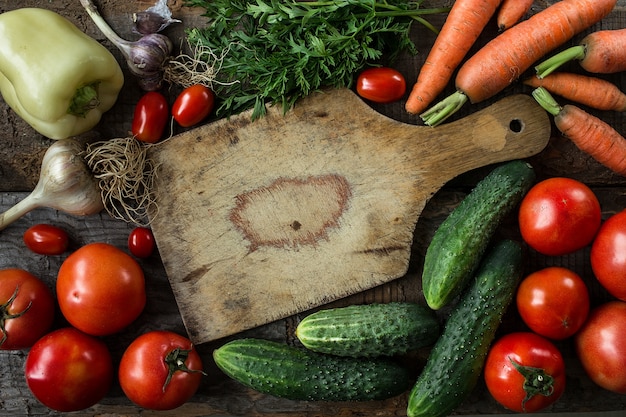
[0,268,55,350]
[23,224,69,255]
[172,84,215,128]
[518,177,601,256]
[128,227,156,258]
[356,67,406,103]
[132,91,169,144]
[484,332,566,413]
[590,209,626,301]
[119,330,205,410]
[516,267,590,340]
[25,327,113,412]
[56,242,146,336]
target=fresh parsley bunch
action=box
[185,0,445,119]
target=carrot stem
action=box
[531,87,562,117]
[419,91,469,126]
[534,45,586,78]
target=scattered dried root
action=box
[83,137,159,226]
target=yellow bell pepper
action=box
[0,8,124,139]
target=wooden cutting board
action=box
[147,88,550,345]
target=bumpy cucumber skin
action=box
[296,302,440,357]
[422,160,535,310]
[213,338,412,401]
[407,240,523,417]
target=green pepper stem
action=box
[420,91,469,127]
[531,87,562,117]
[68,83,100,117]
[534,45,586,79]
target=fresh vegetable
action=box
[56,242,146,336]
[496,0,534,31]
[356,67,406,104]
[25,327,114,412]
[576,301,626,394]
[532,87,626,177]
[172,84,215,127]
[214,338,412,401]
[295,302,439,357]
[516,267,590,340]
[484,332,566,413]
[518,177,601,256]
[404,0,502,114]
[184,0,448,118]
[23,224,70,255]
[421,0,616,126]
[0,269,55,350]
[0,139,104,231]
[132,0,181,35]
[79,0,173,91]
[591,210,626,301]
[0,8,123,139]
[422,160,535,310]
[524,72,626,112]
[535,28,626,77]
[119,330,205,410]
[128,227,156,258]
[407,239,524,417]
[132,91,169,143]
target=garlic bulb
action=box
[0,139,104,231]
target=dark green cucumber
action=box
[407,239,524,417]
[213,338,412,401]
[295,302,439,357]
[422,160,535,310]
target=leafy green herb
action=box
[184,0,448,119]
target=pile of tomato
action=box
[484,176,626,413]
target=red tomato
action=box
[516,267,590,340]
[119,330,205,410]
[0,269,55,350]
[172,84,215,128]
[484,332,566,413]
[128,227,156,258]
[132,91,169,143]
[356,67,406,103]
[576,301,626,394]
[518,177,601,256]
[56,242,146,336]
[25,327,113,412]
[590,209,626,300]
[23,224,69,255]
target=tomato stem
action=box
[162,347,206,392]
[0,286,32,347]
[509,356,555,412]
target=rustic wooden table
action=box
[0,0,625,416]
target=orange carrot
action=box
[524,72,626,112]
[533,87,626,176]
[535,28,626,77]
[421,0,617,126]
[497,0,533,31]
[404,0,503,115]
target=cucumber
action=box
[407,239,524,417]
[213,338,412,401]
[295,302,440,357]
[422,160,535,310]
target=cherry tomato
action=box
[56,242,146,336]
[25,327,113,412]
[516,267,590,340]
[23,224,69,255]
[576,301,626,394]
[172,84,215,128]
[0,269,55,350]
[590,209,626,300]
[128,227,156,258]
[132,91,169,143]
[356,67,406,103]
[119,330,205,410]
[518,177,601,256]
[484,332,566,413]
